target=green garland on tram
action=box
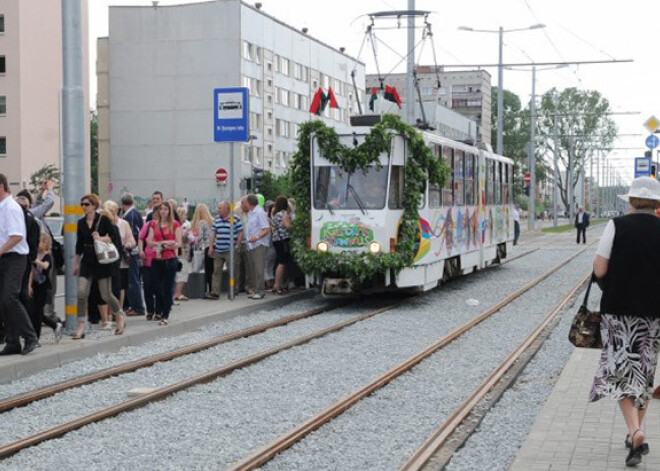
[289,114,449,282]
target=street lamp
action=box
[458,24,545,155]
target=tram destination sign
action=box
[213,87,249,142]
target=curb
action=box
[0,290,313,384]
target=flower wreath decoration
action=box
[289,114,449,282]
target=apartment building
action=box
[0,0,90,206]
[366,67,491,145]
[98,0,365,205]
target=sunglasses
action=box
[81,202,92,207]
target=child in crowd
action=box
[29,233,63,343]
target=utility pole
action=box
[568,133,574,222]
[62,0,86,333]
[406,0,415,125]
[552,92,559,227]
[527,65,536,230]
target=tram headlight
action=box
[368,241,381,254]
[317,241,329,253]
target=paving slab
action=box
[510,348,660,471]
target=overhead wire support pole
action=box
[528,64,536,231]
[406,0,415,125]
[553,92,559,228]
[62,0,86,333]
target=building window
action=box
[242,41,253,61]
[0,56,5,74]
[0,15,4,34]
[279,88,289,107]
[279,57,289,76]
[293,62,302,80]
[0,137,6,156]
[0,96,6,116]
[267,62,272,72]
[276,119,290,138]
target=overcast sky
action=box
[89,0,659,183]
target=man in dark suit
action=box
[575,206,590,244]
[121,194,146,316]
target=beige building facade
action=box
[0,0,89,210]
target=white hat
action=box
[618,176,660,202]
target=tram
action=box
[303,119,515,295]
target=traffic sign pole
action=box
[229,144,235,301]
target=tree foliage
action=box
[536,87,617,211]
[259,171,291,202]
[90,109,98,195]
[28,164,61,199]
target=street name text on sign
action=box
[646,134,659,150]
[635,157,652,178]
[213,87,249,143]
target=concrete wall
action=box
[0,0,90,211]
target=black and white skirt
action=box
[589,314,660,409]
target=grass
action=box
[541,218,607,233]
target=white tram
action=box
[308,125,515,295]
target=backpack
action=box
[23,209,41,263]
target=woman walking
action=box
[270,196,291,294]
[28,233,63,342]
[590,176,660,467]
[189,204,214,293]
[103,200,136,315]
[146,201,181,326]
[175,207,191,302]
[73,194,126,338]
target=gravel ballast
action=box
[1,244,589,470]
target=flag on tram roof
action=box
[384,85,402,108]
[327,87,340,109]
[309,87,328,115]
[368,87,378,112]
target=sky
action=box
[89,0,660,184]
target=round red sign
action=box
[216,168,228,183]
[523,173,531,184]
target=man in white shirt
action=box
[0,173,39,355]
[242,194,271,299]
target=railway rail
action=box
[0,245,543,461]
[225,244,592,470]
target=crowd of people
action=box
[0,175,299,354]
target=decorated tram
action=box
[290,114,514,296]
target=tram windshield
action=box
[314,164,388,210]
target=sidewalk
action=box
[509,348,660,471]
[0,290,311,384]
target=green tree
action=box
[28,164,61,199]
[491,87,531,202]
[259,170,291,202]
[536,87,617,212]
[90,109,98,195]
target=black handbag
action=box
[568,274,603,349]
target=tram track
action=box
[225,243,593,470]
[0,244,547,464]
[400,270,592,471]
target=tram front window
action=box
[314,165,388,210]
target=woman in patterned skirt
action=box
[590,176,660,467]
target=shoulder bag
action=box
[568,273,602,349]
[94,216,121,265]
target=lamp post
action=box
[458,24,545,155]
